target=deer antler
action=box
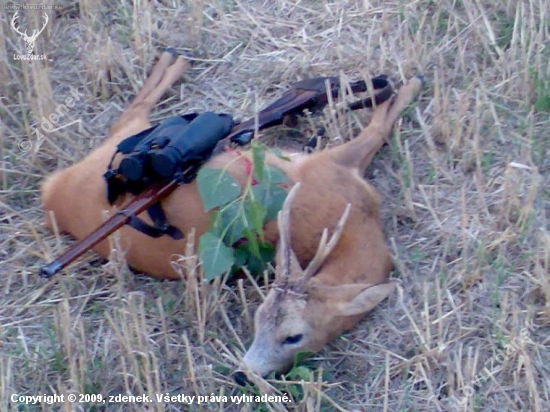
[11,11,27,37]
[303,202,351,280]
[29,13,49,40]
[276,182,352,291]
[277,182,302,281]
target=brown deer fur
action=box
[41,49,423,378]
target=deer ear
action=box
[335,281,396,316]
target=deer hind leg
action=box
[110,48,189,137]
[326,75,424,173]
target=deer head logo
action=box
[11,11,49,55]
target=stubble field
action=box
[1,0,549,411]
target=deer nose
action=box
[233,371,250,386]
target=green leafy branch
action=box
[197,141,290,280]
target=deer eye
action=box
[282,334,303,345]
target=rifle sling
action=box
[127,201,183,240]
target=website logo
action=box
[11,11,48,59]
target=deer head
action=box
[234,183,396,384]
[11,11,49,55]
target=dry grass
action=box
[1,0,549,411]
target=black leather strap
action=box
[126,201,183,239]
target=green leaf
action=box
[252,183,288,220]
[265,165,289,185]
[251,142,266,183]
[218,201,246,245]
[234,244,249,268]
[197,168,241,212]
[251,184,267,208]
[293,351,316,368]
[289,365,312,381]
[242,228,260,259]
[246,200,267,240]
[270,148,291,161]
[246,242,275,274]
[267,185,288,219]
[208,210,223,237]
[197,145,289,279]
[198,231,235,281]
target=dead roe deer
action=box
[40,49,423,381]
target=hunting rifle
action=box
[39,75,394,278]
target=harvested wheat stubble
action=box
[1,1,549,411]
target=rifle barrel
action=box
[39,180,179,278]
